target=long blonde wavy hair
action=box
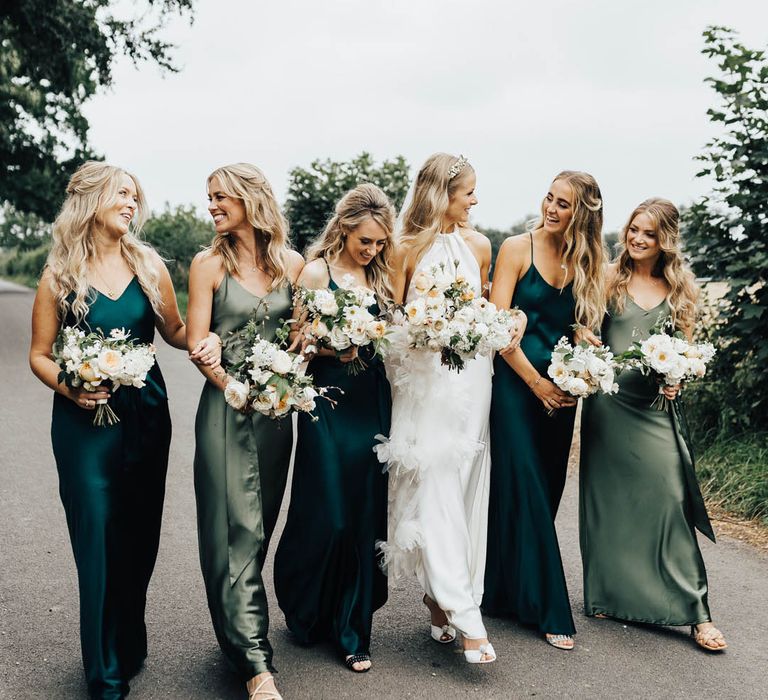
[306,183,396,301]
[608,198,699,333]
[45,161,163,323]
[207,163,292,289]
[397,153,474,270]
[531,171,606,331]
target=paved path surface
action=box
[1,284,766,699]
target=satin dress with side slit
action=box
[579,297,715,624]
[274,266,390,659]
[193,273,293,678]
[51,277,170,699]
[483,233,577,636]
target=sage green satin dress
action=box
[274,276,390,659]
[579,298,715,625]
[193,274,293,678]
[483,233,577,636]
[51,278,171,700]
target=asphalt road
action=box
[1,281,766,699]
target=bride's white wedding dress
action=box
[376,229,492,639]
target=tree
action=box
[1,0,193,219]
[0,202,51,251]
[683,26,768,434]
[142,204,213,292]
[284,153,410,253]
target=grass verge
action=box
[697,432,768,527]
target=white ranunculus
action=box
[270,350,294,375]
[224,380,250,410]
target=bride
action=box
[376,153,523,664]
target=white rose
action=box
[316,291,339,317]
[253,388,276,415]
[224,380,250,410]
[366,320,387,340]
[564,376,589,397]
[329,325,351,351]
[404,298,426,325]
[270,350,294,375]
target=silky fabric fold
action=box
[52,277,170,699]
[194,275,292,678]
[579,298,714,625]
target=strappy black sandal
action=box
[345,653,371,673]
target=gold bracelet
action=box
[529,375,542,389]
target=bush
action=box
[0,242,50,286]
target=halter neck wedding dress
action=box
[376,229,492,639]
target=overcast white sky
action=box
[83,0,768,233]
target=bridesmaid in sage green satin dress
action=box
[275,183,395,673]
[483,172,606,651]
[187,163,304,700]
[29,162,220,699]
[579,198,727,652]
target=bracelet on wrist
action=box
[528,375,542,389]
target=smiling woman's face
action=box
[97,173,138,237]
[207,176,248,233]
[445,170,478,227]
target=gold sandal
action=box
[247,674,283,700]
[691,624,727,652]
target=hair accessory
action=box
[448,155,469,180]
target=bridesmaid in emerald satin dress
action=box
[579,198,727,652]
[483,171,606,650]
[187,163,304,700]
[29,162,220,699]
[275,183,395,673]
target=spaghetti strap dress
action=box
[483,233,577,636]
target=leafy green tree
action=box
[285,152,410,253]
[1,0,193,219]
[142,204,213,292]
[0,203,51,251]
[683,26,768,434]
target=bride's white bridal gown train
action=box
[376,230,492,640]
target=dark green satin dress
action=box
[193,274,293,678]
[579,298,715,624]
[274,275,390,658]
[51,277,171,700]
[483,234,577,635]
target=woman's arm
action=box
[186,252,229,391]
[29,270,111,410]
[490,236,576,411]
[151,251,220,366]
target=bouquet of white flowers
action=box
[547,337,619,412]
[221,313,334,420]
[402,262,521,372]
[52,326,157,426]
[613,317,716,411]
[295,274,388,375]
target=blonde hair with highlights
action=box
[46,161,163,323]
[609,198,699,333]
[398,153,474,270]
[207,163,292,289]
[306,183,396,301]
[532,170,606,331]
